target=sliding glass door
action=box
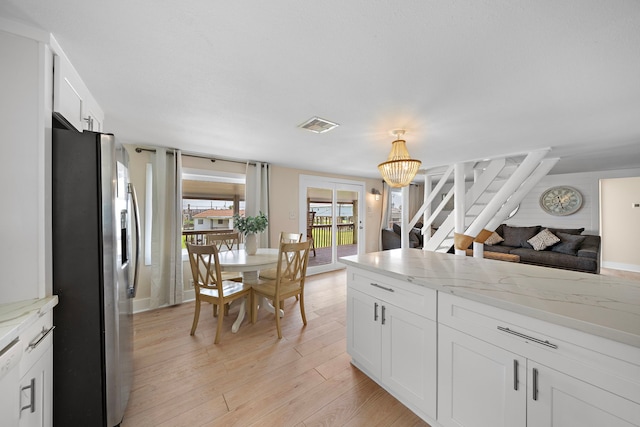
[299,175,364,274]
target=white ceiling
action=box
[2,0,640,179]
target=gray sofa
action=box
[478,224,601,273]
[382,223,423,250]
[384,223,602,274]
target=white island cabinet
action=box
[347,267,437,422]
[341,249,640,427]
[438,293,640,427]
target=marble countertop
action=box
[340,249,640,348]
[0,296,58,352]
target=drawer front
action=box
[348,267,436,320]
[439,292,640,404]
[20,311,54,376]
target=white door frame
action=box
[299,175,365,274]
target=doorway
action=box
[299,175,365,274]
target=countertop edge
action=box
[0,296,59,352]
[339,257,640,349]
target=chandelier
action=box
[378,130,422,188]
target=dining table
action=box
[216,247,281,333]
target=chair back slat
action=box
[280,232,303,244]
[205,231,240,251]
[186,243,223,300]
[275,241,310,291]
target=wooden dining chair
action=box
[258,231,303,280]
[205,232,243,282]
[251,240,311,339]
[259,231,304,306]
[186,243,251,344]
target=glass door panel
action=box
[300,176,364,274]
[307,187,333,268]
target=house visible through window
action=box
[181,167,246,249]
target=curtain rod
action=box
[134,147,260,166]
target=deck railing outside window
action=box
[310,216,355,248]
[182,230,244,247]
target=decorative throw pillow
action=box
[484,231,504,246]
[527,228,560,251]
[550,232,586,255]
[547,227,585,236]
[502,225,540,248]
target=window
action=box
[181,166,246,251]
[388,188,402,228]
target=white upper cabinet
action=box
[52,37,104,132]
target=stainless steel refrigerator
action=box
[52,126,140,426]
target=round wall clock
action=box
[539,186,583,216]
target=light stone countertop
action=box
[340,249,640,348]
[0,296,58,352]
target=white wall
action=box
[505,168,640,235]
[270,166,382,254]
[600,177,640,272]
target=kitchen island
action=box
[340,249,640,427]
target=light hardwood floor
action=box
[122,270,429,427]
[123,266,638,426]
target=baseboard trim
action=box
[601,261,640,273]
[132,291,196,314]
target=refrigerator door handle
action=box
[128,183,141,298]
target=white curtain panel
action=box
[150,148,184,309]
[245,162,271,248]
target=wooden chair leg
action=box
[213,304,218,317]
[274,298,282,339]
[214,304,224,344]
[299,292,307,325]
[190,300,201,335]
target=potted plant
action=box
[232,211,268,255]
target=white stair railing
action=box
[419,149,555,253]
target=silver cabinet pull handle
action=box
[374,302,379,322]
[370,283,394,292]
[21,378,36,414]
[532,368,539,401]
[28,326,55,351]
[513,359,519,391]
[497,326,557,349]
[381,305,386,325]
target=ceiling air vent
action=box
[298,117,339,134]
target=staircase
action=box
[411,150,559,253]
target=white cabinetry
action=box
[438,293,640,427]
[18,311,54,427]
[52,37,104,132]
[0,22,50,304]
[346,267,437,422]
[438,325,525,427]
[19,346,52,427]
[527,361,640,426]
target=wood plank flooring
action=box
[122,270,429,427]
[123,266,637,426]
